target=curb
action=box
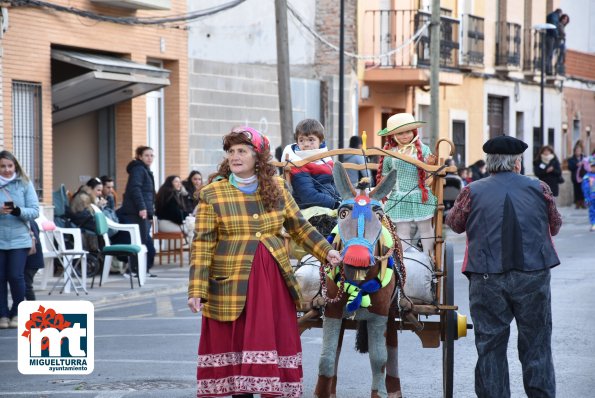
[91,283,188,309]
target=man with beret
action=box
[446,135,561,398]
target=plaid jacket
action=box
[189,177,333,321]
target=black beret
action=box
[483,135,528,155]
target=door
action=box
[146,89,164,189]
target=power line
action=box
[286,2,429,61]
[6,0,246,26]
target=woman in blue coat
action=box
[0,150,39,329]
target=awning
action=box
[51,49,170,123]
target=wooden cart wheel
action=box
[442,243,456,398]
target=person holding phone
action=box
[0,150,40,329]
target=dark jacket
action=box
[533,156,562,196]
[65,186,96,232]
[567,155,584,184]
[182,181,199,213]
[464,172,560,274]
[26,221,44,269]
[546,11,560,38]
[291,170,340,209]
[120,159,156,216]
[156,194,188,225]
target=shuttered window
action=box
[12,81,43,196]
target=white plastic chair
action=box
[90,204,148,286]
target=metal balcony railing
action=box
[523,28,543,73]
[362,9,459,69]
[495,21,521,68]
[415,11,460,68]
[460,14,485,66]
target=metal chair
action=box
[92,210,142,289]
[39,220,88,296]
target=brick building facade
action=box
[1,1,187,203]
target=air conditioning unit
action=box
[91,0,171,11]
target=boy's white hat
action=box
[377,113,426,137]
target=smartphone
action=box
[4,201,14,209]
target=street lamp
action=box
[533,23,557,144]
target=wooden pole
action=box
[275,0,294,147]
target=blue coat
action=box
[291,171,340,209]
[119,159,156,217]
[0,176,40,250]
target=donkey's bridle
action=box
[338,195,383,267]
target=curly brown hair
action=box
[209,131,283,211]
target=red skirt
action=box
[196,243,303,397]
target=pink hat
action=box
[228,126,270,154]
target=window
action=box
[532,127,543,160]
[452,120,466,167]
[12,81,43,196]
[547,128,554,147]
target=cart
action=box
[271,135,471,398]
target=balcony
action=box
[523,28,542,77]
[91,0,171,10]
[495,21,521,70]
[460,14,484,68]
[362,9,462,85]
[415,11,460,68]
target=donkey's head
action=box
[333,162,396,281]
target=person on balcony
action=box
[545,8,562,75]
[556,14,570,75]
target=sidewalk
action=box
[31,257,189,307]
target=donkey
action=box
[315,162,403,398]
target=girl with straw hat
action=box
[376,113,438,255]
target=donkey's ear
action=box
[333,161,356,199]
[369,169,396,201]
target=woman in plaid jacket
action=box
[188,127,341,398]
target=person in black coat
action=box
[567,141,586,208]
[469,159,488,181]
[156,175,193,242]
[534,145,563,197]
[116,146,157,276]
[181,170,203,214]
[25,221,44,301]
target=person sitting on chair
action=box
[155,175,194,243]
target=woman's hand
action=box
[188,297,203,313]
[546,166,554,173]
[139,209,147,219]
[327,250,342,266]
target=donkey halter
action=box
[339,194,383,267]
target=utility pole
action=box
[338,0,345,150]
[274,0,293,147]
[429,0,441,149]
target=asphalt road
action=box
[0,207,594,397]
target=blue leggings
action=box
[0,248,28,318]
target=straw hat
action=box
[377,113,426,137]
